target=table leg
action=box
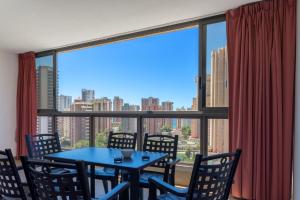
[90,165,95,198]
[129,171,140,200]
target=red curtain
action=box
[227,0,296,199]
[16,52,37,157]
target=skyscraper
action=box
[161,101,174,129]
[36,66,54,134]
[122,103,140,132]
[209,47,229,153]
[81,89,95,102]
[191,97,200,138]
[57,95,72,111]
[176,107,192,131]
[113,96,123,123]
[93,97,112,133]
[56,95,72,140]
[141,97,162,133]
[70,99,93,146]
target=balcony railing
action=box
[38,109,228,164]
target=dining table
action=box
[45,147,167,200]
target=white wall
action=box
[0,51,18,154]
[294,1,300,199]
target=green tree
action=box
[160,125,172,133]
[95,132,108,147]
[182,125,191,140]
[74,140,89,148]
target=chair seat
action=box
[139,171,164,186]
[158,193,186,200]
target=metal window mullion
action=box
[200,117,208,157]
[53,52,57,111]
[137,116,143,150]
[198,22,207,110]
[89,116,95,147]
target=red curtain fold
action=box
[226,0,296,199]
[16,52,37,157]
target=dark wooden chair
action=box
[25,132,61,159]
[0,149,27,200]
[95,131,137,193]
[20,156,130,200]
[139,134,179,192]
[149,149,242,200]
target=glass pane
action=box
[56,117,90,149]
[94,117,137,147]
[57,27,199,111]
[205,22,228,107]
[36,116,52,134]
[143,118,200,164]
[36,55,54,109]
[208,119,229,154]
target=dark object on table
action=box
[142,155,150,161]
[149,149,242,200]
[0,149,27,200]
[114,157,123,163]
[20,156,130,200]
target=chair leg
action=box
[111,177,118,189]
[103,180,109,193]
[139,188,143,200]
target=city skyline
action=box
[54,22,226,109]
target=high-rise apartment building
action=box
[81,89,95,102]
[208,47,229,153]
[113,96,123,123]
[161,101,174,129]
[176,107,192,132]
[70,99,93,146]
[36,66,54,134]
[191,97,201,138]
[122,103,140,132]
[56,95,72,140]
[93,97,112,133]
[141,97,162,133]
[57,95,72,111]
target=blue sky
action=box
[37,22,226,109]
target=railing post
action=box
[200,117,208,156]
[137,116,143,150]
[89,116,95,147]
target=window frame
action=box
[35,14,228,158]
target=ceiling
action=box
[0,0,259,54]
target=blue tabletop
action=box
[45,147,167,171]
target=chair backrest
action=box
[21,157,90,200]
[187,149,241,200]
[143,133,178,168]
[25,132,61,159]
[107,131,137,150]
[0,149,26,199]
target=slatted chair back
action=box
[25,132,61,159]
[107,132,137,150]
[21,157,90,200]
[187,149,241,200]
[143,133,178,169]
[0,149,26,199]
